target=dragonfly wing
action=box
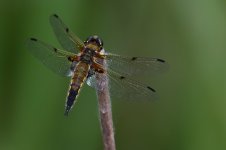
[87,69,157,101]
[49,14,85,53]
[105,53,168,77]
[27,38,76,77]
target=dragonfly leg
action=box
[91,62,105,74]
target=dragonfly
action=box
[27,14,167,116]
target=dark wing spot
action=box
[53,14,59,18]
[120,76,125,79]
[157,59,165,63]
[131,57,137,61]
[66,28,69,33]
[147,86,156,92]
[68,56,72,61]
[53,47,57,52]
[30,38,37,41]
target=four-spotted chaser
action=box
[27,14,167,116]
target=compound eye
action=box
[85,36,103,47]
[98,38,103,47]
[85,36,92,43]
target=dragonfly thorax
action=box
[80,48,95,64]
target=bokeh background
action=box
[1,0,226,150]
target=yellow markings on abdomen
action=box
[64,62,90,116]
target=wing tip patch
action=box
[30,38,37,41]
[131,57,137,61]
[157,58,165,63]
[147,86,156,92]
[66,28,69,33]
[53,14,59,18]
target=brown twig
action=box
[96,60,116,150]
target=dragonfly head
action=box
[85,35,103,51]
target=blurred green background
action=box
[1,0,226,150]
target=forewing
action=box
[27,38,75,77]
[105,53,168,77]
[87,69,157,101]
[49,14,84,53]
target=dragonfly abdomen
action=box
[65,62,90,116]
